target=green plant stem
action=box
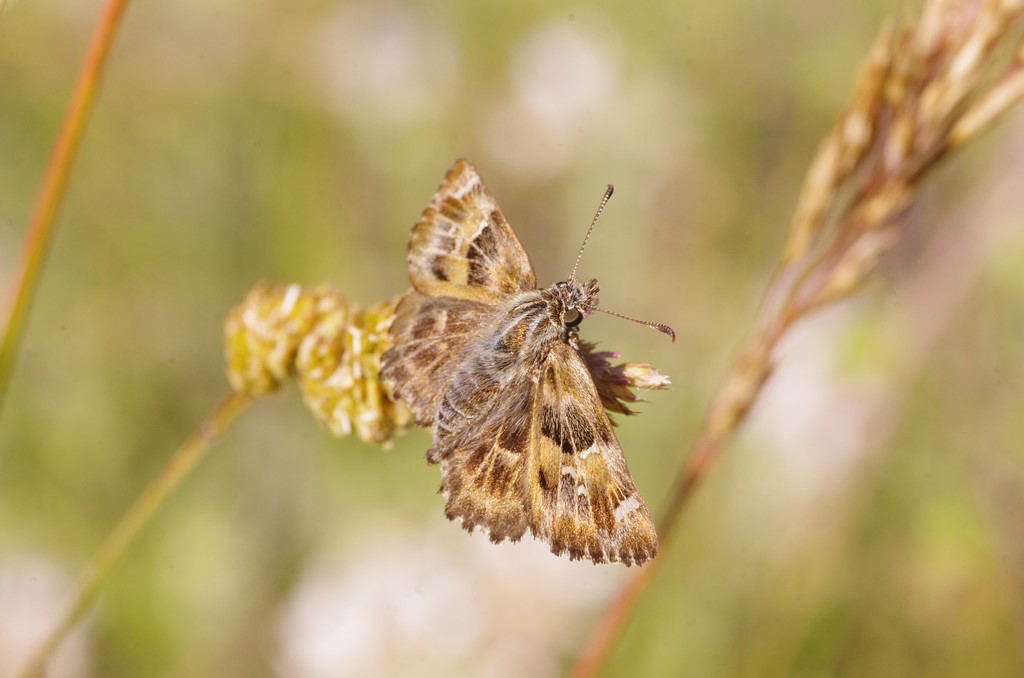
[0,0,130,412]
[19,392,251,678]
[568,310,795,678]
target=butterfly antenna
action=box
[569,183,614,284]
[594,307,676,342]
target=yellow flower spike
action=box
[224,284,411,446]
[224,284,322,395]
[296,293,412,447]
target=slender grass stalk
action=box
[569,1,1024,675]
[21,283,418,675]
[570,285,796,678]
[19,392,251,678]
[0,0,130,411]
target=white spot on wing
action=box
[454,175,479,200]
[471,216,489,240]
[613,495,641,522]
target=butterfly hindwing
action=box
[407,159,538,301]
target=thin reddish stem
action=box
[0,0,131,410]
[19,392,250,678]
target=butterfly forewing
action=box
[407,159,537,301]
[430,369,536,544]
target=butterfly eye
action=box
[563,308,583,327]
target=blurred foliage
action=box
[1,0,1023,676]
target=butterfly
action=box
[381,159,671,565]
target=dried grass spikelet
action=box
[224,284,412,446]
[572,4,1024,673]
[729,0,1024,451]
[784,0,1024,290]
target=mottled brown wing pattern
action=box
[429,370,536,544]
[427,319,657,565]
[407,159,537,301]
[384,158,661,566]
[528,341,657,565]
[381,291,490,426]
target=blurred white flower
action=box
[315,3,459,128]
[752,309,881,480]
[275,522,625,678]
[510,20,621,139]
[0,554,90,678]
[479,15,695,190]
[481,16,622,179]
[749,308,893,488]
[738,305,895,556]
[275,529,484,678]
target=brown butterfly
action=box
[381,159,672,565]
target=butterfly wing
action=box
[385,159,538,424]
[381,291,491,426]
[527,340,658,565]
[407,159,538,301]
[431,336,658,565]
[430,368,536,544]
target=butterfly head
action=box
[549,278,600,333]
[546,182,674,343]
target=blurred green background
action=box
[2,0,1024,676]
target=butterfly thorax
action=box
[435,278,601,419]
[489,278,600,362]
